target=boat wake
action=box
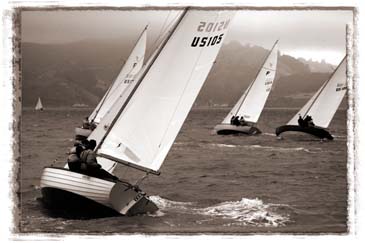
[246,144,320,153]
[209,143,320,153]
[263,132,277,137]
[149,196,290,227]
[211,143,237,148]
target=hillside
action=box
[21,40,335,108]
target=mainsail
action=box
[287,56,347,128]
[221,40,279,124]
[35,97,43,110]
[95,9,236,174]
[89,27,147,124]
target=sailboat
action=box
[40,9,236,216]
[74,26,147,140]
[214,40,279,135]
[35,97,44,111]
[275,56,347,140]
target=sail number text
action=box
[191,19,230,48]
[265,80,273,92]
[336,83,346,92]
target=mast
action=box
[302,56,346,118]
[234,40,279,117]
[90,25,148,123]
[95,8,188,156]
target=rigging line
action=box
[91,26,147,123]
[154,11,171,47]
[147,11,181,62]
[90,71,120,122]
[302,55,346,118]
[234,40,279,118]
[122,165,129,180]
[95,8,189,157]
[135,172,149,186]
[146,11,171,62]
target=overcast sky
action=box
[21,9,353,65]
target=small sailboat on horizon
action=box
[35,97,44,111]
[214,40,279,135]
[40,9,236,216]
[275,56,347,140]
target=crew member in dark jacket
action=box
[79,140,118,181]
[67,145,83,172]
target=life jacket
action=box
[80,149,100,169]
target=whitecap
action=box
[196,198,290,227]
[263,133,277,137]
[150,195,194,211]
[210,143,237,148]
[149,196,290,227]
[244,144,318,153]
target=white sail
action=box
[89,27,147,124]
[287,56,347,128]
[88,29,168,173]
[221,40,279,124]
[88,63,151,172]
[96,10,236,173]
[35,97,43,110]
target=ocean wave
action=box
[210,143,237,148]
[262,133,277,137]
[197,198,290,227]
[332,135,347,139]
[149,195,195,210]
[149,196,290,227]
[246,145,315,153]
[208,143,319,153]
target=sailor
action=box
[230,115,235,125]
[79,140,100,170]
[298,114,305,127]
[306,115,315,127]
[67,145,83,172]
[233,116,240,126]
[79,139,118,181]
[239,116,247,126]
[90,121,97,131]
[82,116,91,130]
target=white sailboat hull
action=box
[40,167,158,216]
[214,124,261,135]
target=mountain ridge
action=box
[21,40,336,108]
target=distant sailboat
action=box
[40,9,236,216]
[275,56,347,140]
[214,40,279,135]
[35,97,44,111]
[74,26,147,140]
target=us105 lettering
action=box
[191,34,224,47]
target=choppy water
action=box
[20,107,348,234]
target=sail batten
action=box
[287,56,347,128]
[96,10,236,172]
[222,40,279,124]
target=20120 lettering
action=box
[191,20,230,47]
